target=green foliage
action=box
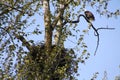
[0,0,120,80]
[17,43,77,80]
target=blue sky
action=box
[66,0,120,80]
[17,0,120,79]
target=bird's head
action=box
[84,10,95,22]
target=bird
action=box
[84,10,95,22]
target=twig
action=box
[97,27,115,31]
[94,27,115,36]
[97,27,115,30]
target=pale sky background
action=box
[64,0,120,80]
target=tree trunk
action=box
[43,0,52,52]
[54,3,65,47]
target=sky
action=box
[64,0,120,80]
[25,0,120,80]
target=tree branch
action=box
[51,0,72,30]
[0,27,15,45]
[0,26,32,51]
[10,2,34,51]
[63,14,115,55]
[0,3,23,16]
[14,33,32,51]
[94,27,115,36]
[0,2,34,51]
[0,1,35,16]
[96,27,115,32]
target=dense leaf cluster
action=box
[17,43,77,80]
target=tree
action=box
[115,75,120,80]
[0,0,119,80]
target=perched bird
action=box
[84,10,95,22]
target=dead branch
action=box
[96,27,115,32]
[63,14,115,55]
[97,27,115,30]
[94,27,115,36]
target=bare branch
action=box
[90,24,99,56]
[94,27,115,36]
[63,14,99,55]
[63,14,114,55]
[96,27,115,32]
[63,14,89,24]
